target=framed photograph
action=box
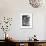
[21,13,32,28]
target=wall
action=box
[0,0,46,40]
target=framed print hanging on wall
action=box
[20,13,33,28]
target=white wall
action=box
[0,0,46,40]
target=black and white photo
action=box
[21,13,32,28]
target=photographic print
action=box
[21,13,32,28]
